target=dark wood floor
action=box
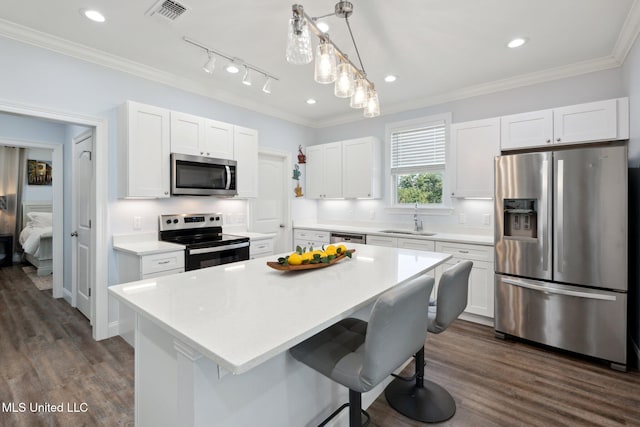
[2,264,640,426]
[0,265,134,427]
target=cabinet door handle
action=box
[458,250,469,254]
[157,260,171,264]
[546,139,551,143]
[556,138,561,142]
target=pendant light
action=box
[286,16,313,65]
[314,40,337,84]
[363,89,380,117]
[334,59,354,98]
[350,78,367,109]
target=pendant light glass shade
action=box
[363,89,380,117]
[314,41,337,84]
[350,78,367,108]
[334,61,354,97]
[286,17,313,65]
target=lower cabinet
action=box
[117,250,185,282]
[434,241,494,320]
[293,229,330,251]
[249,238,274,259]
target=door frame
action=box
[249,148,292,252]
[0,137,63,298]
[0,100,109,340]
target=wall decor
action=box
[27,159,52,186]
[292,164,303,197]
[297,145,306,164]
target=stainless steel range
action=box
[159,213,250,271]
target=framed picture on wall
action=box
[27,159,52,186]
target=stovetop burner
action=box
[158,213,249,248]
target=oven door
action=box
[171,153,237,196]
[185,242,249,271]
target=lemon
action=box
[288,253,303,265]
[325,245,337,256]
[337,244,347,255]
[301,252,313,263]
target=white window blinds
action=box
[390,122,446,174]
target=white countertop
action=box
[293,222,494,246]
[109,243,451,374]
[113,232,185,256]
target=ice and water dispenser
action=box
[503,199,538,239]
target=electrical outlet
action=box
[483,213,491,225]
[459,213,466,224]
[133,216,142,230]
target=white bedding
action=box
[19,225,52,256]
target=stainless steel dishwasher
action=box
[329,232,366,244]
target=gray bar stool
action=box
[290,274,435,427]
[385,260,473,423]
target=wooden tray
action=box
[266,250,355,271]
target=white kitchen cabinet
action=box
[434,241,494,320]
[170,112,235,159]
[307,137,381,200]
[293,229,330,251]
[365,235,398,247]
[119,101,171,198]
[450,118,500,198]
[342,137,382,199]
[306,142,343,199]
[397,238,435,251]
[117,250,185,282]
[249,237,274,259]
[501,98,629,151]
[233,126,258,198]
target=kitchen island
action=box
[109,243,451,427]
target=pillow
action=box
[27,212,52,227]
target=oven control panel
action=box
[159,213,223,231]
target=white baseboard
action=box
[108,319,134,347]
[459,312,494,327]
[62,288,72,305]
[108,320,119,338]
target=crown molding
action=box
[613,0,640,63]
[315,55,621,128]
[0,19,314,127]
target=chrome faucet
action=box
[413,202,423,232]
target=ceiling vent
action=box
[146,0,188,21]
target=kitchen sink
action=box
[378,229,437,236]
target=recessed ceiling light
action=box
[384,75,397,83]
[82,9,106,23]
[507,37,527,48]
[306,98,316,105]
[316,21,330,33]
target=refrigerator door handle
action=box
[556,159,564,273]
[541,158,549,272]
[501,278,617,301]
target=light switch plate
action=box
[133,216,142,230]
[483,213,491,225]
[459,213,466,224]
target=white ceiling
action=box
[1,0,638,127]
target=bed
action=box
[19,201,53,276]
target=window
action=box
[388,114,449,206]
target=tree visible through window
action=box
[389,118,447,205]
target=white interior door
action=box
[249,150,290,253]
[73,132,93,320]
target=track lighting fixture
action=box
[184,37,278,94]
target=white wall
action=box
[313,66,627,231]
[0,36,315,325]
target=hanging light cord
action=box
[344,16,366,77]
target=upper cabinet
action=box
[170,112,234,159]
[342,137,382,199]
[119,101,258,199]
[119,101,171,198]
[234,126,258,198]
[501,98,629,151]
[450,118,500,198]
[306,137,381,200]
[306,142,343,199]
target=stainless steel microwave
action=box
[171,153,237,196]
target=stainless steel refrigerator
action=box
[494,143,628,370]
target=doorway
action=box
[249,149,292,253]
[0,102,108,340]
